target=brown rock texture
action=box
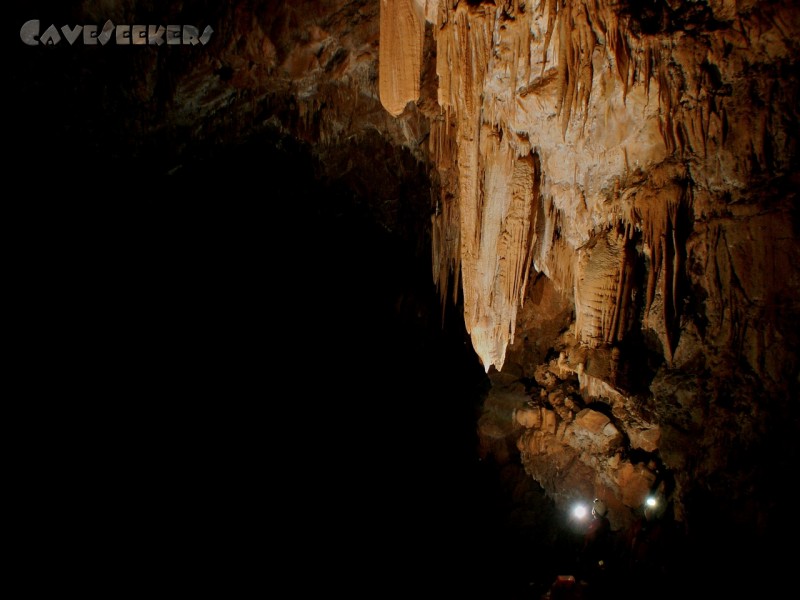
[11,0,799,595]
[379,0,425,116]
[393,0,799,540]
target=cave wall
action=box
[384,0,800,543]
[14,0,800,586]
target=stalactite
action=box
[520,151,543,307]
[394,0,766,370]
[607,230,627,344]
[539,0,559,76]
[657,58,676,155]
[630,167,694,360]
[574,226,627,347]
[379,0,425,117]
[556,4,574,137]
[570,1,596,135]
[461,123,539,370]
[430,107,462,312]
[424,0,671,368]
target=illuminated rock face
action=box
[378,0,425,116]
[376,0,799,530]
[390,0,799,374]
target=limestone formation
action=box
[379,0,425,116]
[377,1,799,536]
[19,1,798,589]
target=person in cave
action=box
[622,494,676,595]
[576,498,613,596]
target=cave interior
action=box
[9,1,800,599]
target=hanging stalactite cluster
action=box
[378,0,797,377]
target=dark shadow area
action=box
[8,125,570,597]
[7,14,567,590]
[13,5,796,597]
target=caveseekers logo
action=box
[20,19,213,46]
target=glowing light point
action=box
[572,504,588,520]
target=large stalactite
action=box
[405,0,707,372]
[377,0,799,547]
[378,0,425,116]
